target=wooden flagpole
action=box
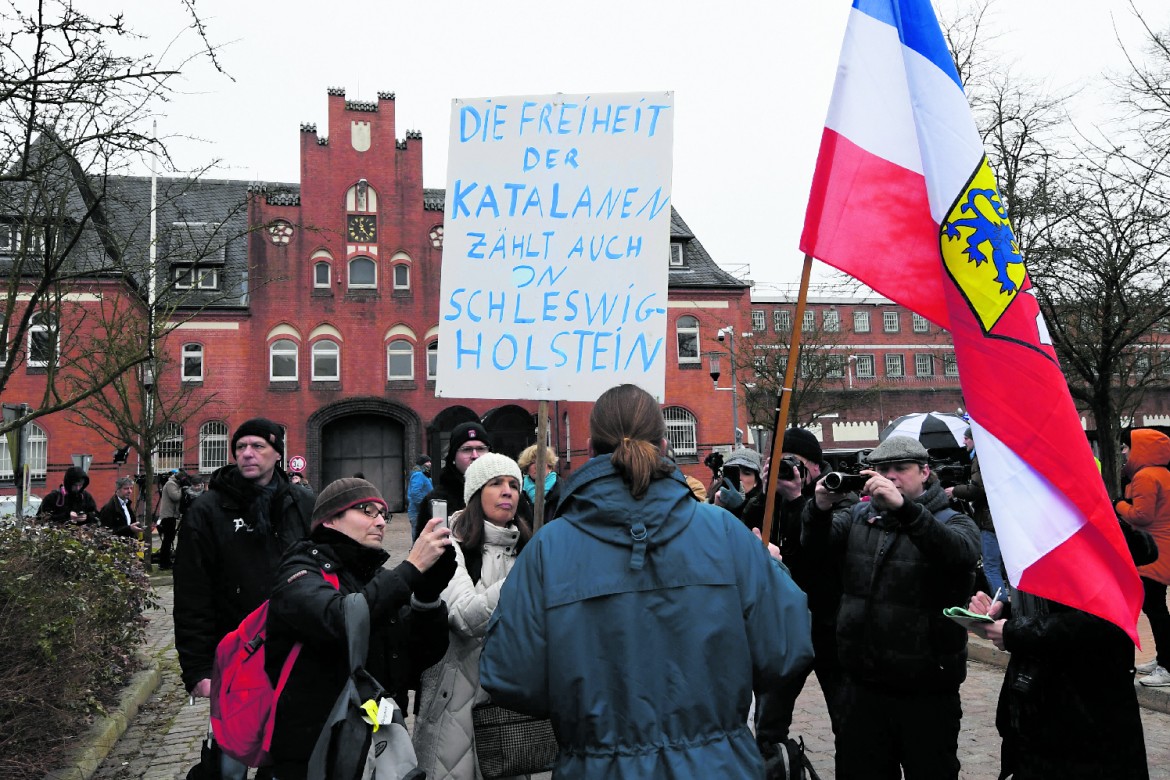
[533,400,549,530]
[760,254,815,546]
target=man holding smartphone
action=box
[414,422,491,538]
[41,465,99,525]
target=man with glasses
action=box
[173,417,315,780]
[414,421,491,539]
[802,435,980,780]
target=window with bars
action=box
[853,310,871,333]
[883,311,900,332]
[751,310,765,331]
[823,310,840,332]
[827,355,846,377]
[802,310,815,332]
[944,352,959,376]
[912,313,929,332]
[915,353,935,376]
[0,422,48,481]
[855,354,875,378]
[774,309,791,332]
[154,423,184,472]
[663,406,698,457]
[886,353,905,377]
[199,421,229,473]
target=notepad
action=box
[942,606,995,626]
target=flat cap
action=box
[866,435,929,465]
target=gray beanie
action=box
[311,478,386,529]
[723,448,763,475]
[866,435,930,465]
[463,453,522,505]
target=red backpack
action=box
[210,570,339,767]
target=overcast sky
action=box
[96,0,1166,292]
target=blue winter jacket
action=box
[480,455,814,779]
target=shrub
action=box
[0,519,156,779]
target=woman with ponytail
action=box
[480,384,813,779]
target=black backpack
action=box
[762,736,822,780]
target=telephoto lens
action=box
[822,472,869,492]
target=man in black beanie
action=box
[413,421,491,540]
[173,417,314,780]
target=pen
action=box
[986,587,1002,615]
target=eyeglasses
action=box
[355,502,388,519]
[457,445,490,456]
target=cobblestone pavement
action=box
[93,513,1170,779]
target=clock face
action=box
[347,214,377,242]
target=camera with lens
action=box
[704,451,724,480]
[822,471,869,493]
[777,454,806,482]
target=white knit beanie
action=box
[463,453,522,505]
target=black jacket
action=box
[996,591,1147,779]
[41,466,99,524]
[98,494,136,536]
[415,463,465,534]
[173,465,314,692]
[803,481,979,693]
[265,528,449,780]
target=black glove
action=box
[413,544,457,603]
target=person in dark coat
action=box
[98,476,144,537]
[265,477,455,780]
[41,465,99,524]
[173,418,315,780]
[967,588,1148,779]
[414,421,492,539]
[712,447,765,528]
[803,435,980,780]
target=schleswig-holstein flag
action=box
[800,0,1142,639]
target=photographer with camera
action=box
[712,448,766,528]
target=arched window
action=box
[348,257,376,289]
[182,343,204,382]
[663,407,698,458]
[386,340,414,380]
[154,423,184,472]
[0,422,48,481]
[314,261,331,288]
[393,264,409,290]
[676,316,699,364]
[270,339,298,381]
[312,340,340,381]
[28,312,56,368]
[427,341,439,380]
[199,421,229,473]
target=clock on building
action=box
[347,214,377,242]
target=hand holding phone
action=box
[430,499,448,529]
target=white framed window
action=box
[827,355,846,378]
[823,310,840,332]
[426,342,439,380]
[386,340,414,380]
[944,352,959,377]
[855,354,875,378]
[912,313,929,333]
[199,421,229,473]
[174,266,219,290]
[774,309,791,332]
[1136,353,1152,374]
[154,423,184,472]
[915,353,935,376]
[0,422,48,481]
[669,243,684,266]
[182,343,204,382]
[311,340,339,381]
[663,406,698,457]
[752,355,767,375]
[28,312,56,368]
[270,339,298,381]
[393,264,410,290]
[751,310,765,332]
[676,316,700,364]
[853,310,870,333]
[883,311,900,332]
[314,261,331,288]
[348,257,377,289]
[885,353,905,377]
[802,310,815,332]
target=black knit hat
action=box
[231,418,284,458]
[415,454,432,467]
[445,422,491,468]
[311,477,386,529]
[783,428,822,465]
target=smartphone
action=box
[431,499,448,530]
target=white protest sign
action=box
[438,91,674,402]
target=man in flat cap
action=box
[173,417,314,780]
[802,435,980,780]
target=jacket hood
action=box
[1127,429,1170,472]
[63,466,90,490]
[556,455,696,568]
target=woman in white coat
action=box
[413,453,533,779]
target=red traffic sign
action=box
[287,455,307,473]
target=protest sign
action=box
[437,91,674,402]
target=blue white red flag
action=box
[801,0,1142,640]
